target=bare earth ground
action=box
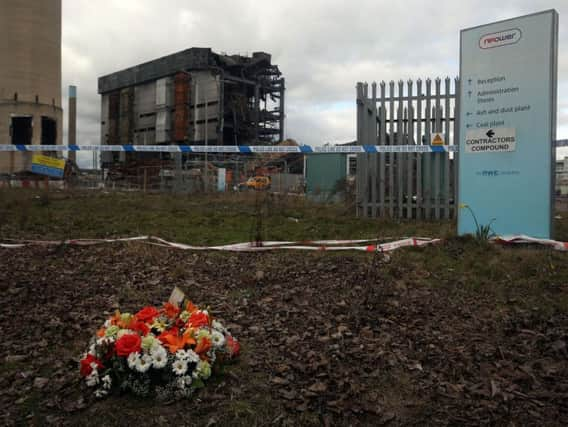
[0,191,567,426]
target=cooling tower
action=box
[0,0,63,173]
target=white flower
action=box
[212,320,227,333]
[135,355,152,373]
[127,352,140,370]
[102,375,112,390]
[86,370,99,387]
[192,360,211,380]
[172,359,188,376]
[96,336,115,347]
[176,377,186,389]
[94,389,108,398]
[141,335,160,352]
[175,350,188,360]
[176,349,199,363]
[211,330,225,348]
[151,348,168,369]
[177,375,192,389]
[150,344,167,358]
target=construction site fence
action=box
[0,170,305,195]
[356,78,459,220]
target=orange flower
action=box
[183,328,196,344]
[186,300,198,314]
[97,328,106,338]
[109,310,130,328]
[110,310,122,326]
[159,329,196,353]
[194,336,212,356]
[163,302,180,319]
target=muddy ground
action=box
[1,239,567,426]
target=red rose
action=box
[162,302,180,319]
[80,354,103,377]
[135,306,159,323]
[226,335,240,358]
[129,319,150,336]
[115,334,142,356]
[188,311,210,328]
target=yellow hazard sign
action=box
[31,154,66,178]
[32,154,65,170]
[431,133,445,146]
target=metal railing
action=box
[356,78,459,219]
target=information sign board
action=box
[458,10,558,238]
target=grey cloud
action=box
[61,0,568,164]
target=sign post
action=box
[458,10,558,238]
[217,168,226,192]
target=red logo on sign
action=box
[479,28,522,49]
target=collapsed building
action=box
[98,48,285,169]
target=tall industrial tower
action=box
[0,0,62,173]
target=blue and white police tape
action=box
[0,144,458,153]
[1,140,566,153]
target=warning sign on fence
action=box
[430,133,445,146]
[31,154,65,178]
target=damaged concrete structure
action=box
[98,48,285,167]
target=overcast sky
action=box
[61,0,568,167]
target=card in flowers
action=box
[80,297,240,401]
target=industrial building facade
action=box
[98,48,285,166]
[0,0,63,174]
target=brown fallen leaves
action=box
[0,243,567,426]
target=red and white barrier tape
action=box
[0,236,440,252]
[3,235,568,252]
[492,235,568,251]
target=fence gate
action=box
[356,78,460,220]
